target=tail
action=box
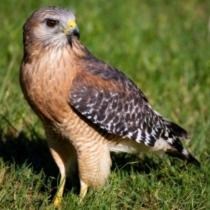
[165,121,188,140]
[164,121,200,166]
[166,148,200,166]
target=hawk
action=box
[20,7,199,207]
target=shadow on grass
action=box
[0,125,164,198]
[0,131,56,176]
[0,129,59,197]
[0,128,85,198]
[0,129,162,173]
[111,153,161,174]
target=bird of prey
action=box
[20,7,199,207]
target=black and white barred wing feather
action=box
[69,58,188,150]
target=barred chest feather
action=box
[20,47,75,123]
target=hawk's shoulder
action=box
[68,54,163,146]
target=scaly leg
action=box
[50,147,67,209]
[47,137,76,208]
[53,175,66,208]
[79,180,88,200]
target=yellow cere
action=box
[64,20,77,34]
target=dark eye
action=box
[46,19,59,27]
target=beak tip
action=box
[72,28,80,38]
[66,28,80,42]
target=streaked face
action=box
[24,7,80,47]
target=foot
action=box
[53,195,62,209]
[53,177,66,208]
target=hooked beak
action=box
[64,19,80,39]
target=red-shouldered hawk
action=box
[20,7,199,208]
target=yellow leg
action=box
[49,147,68,209]
[79,180,88,200]
[45,129,77,208]
[53,176,66,208]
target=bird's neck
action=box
[71,37,91,58]
[23,37,90,65]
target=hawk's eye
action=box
[46,19,59,27]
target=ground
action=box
[0,0,209,209]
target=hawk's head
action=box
[23,7,80,48]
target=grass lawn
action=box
[0,0,210,209]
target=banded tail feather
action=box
[164,121,200,166]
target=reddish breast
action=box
[20,45,77,123]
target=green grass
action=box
[0,0,210,209]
